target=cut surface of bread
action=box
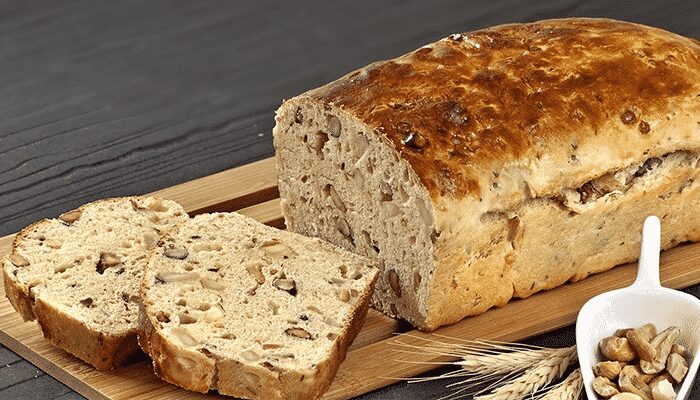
[2,196,188,369]
[273,18,700,330]
[139,212,378,400]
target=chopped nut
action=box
[670,343,688,358]
[163,246,189,260]
[155,311,170,323]
[336,217,351,237]
[383,202,400,217]
[147,200,169,212]
[323,316,341,327]
[620,365,656,384]
[665,353,688,383]
[649,372,673,388]
[638,120,651,134]
[171,327,199,346]
[178,313,197,324]
[9,254,29,267]
[245,261,265,284]
[200,278,226,291]
[388,269,401,297]
[79,298,93,308]
[328,116,341,138]
[260,239,296,259]
[329,185,347,212]
[96,252,121,274]
[621,109,637,125]
[204,305,225,323]
[156,271,199,283]
[611,394,644,400]
[416,197,433,227]
[650,379,676,400]
[44,239,62,249]
[593,376,620,398]
[638,324,658,341]
[507,217,520,242]
[285,328,312,339]
[58,210,82,224]
[143,233,157,249]
[619,366,653,400]
[594,361,624,380]
[600,336,637,362]
[273,278,297,296]
[339,288,350,302]
[294,107,304,123]
[240,350,259,362]
[640,327,679,374]
[627,329,658,361]
[615,328,635,338]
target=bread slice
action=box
[139,212,378,399]
[273,18,700,330]
[2,197,188,370]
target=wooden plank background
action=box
[1,0,699,399]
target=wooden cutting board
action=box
[1,157,700,400]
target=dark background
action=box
[0,1,698,399]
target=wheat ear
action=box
[395,336,559,385]
[474,345,577,400]
[535,368,583,400]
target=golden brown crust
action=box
[3,259,36,321]
[3,220,49,322]
[304,18,700,200]
[34,297,140,370]
[138,310,215,393]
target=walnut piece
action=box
[593,376,621,398]
[600,336,637,362]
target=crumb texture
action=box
[2,196,188,369]
[140,212,378,400]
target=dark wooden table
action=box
[1,1,698,399]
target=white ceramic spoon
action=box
[577,216,700,400]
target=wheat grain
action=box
[395,337,560,385]
[473,346,577,400]
[535,369,583,400]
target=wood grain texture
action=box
[2,0,699,237]
[1,158,699,399]
[1,0,699,399]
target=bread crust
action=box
[34,297,140,369]
[2,196,186,370]
[138,215,378,399]
[276,18,700,330]
[304,18,700,202]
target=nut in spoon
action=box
[577,216,700,399]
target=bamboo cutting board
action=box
[1,157,700,400]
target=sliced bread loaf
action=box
[2,197,188,370]
[139,212,378,399]
[273,18,700,330]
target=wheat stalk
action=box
[473,346,577,400]
[394,335,579,400]
[394,335,558,385]
[535,369,583,400]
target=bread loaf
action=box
[139,212,378,399]
[273,18,700,330]
[2,197,188,369]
